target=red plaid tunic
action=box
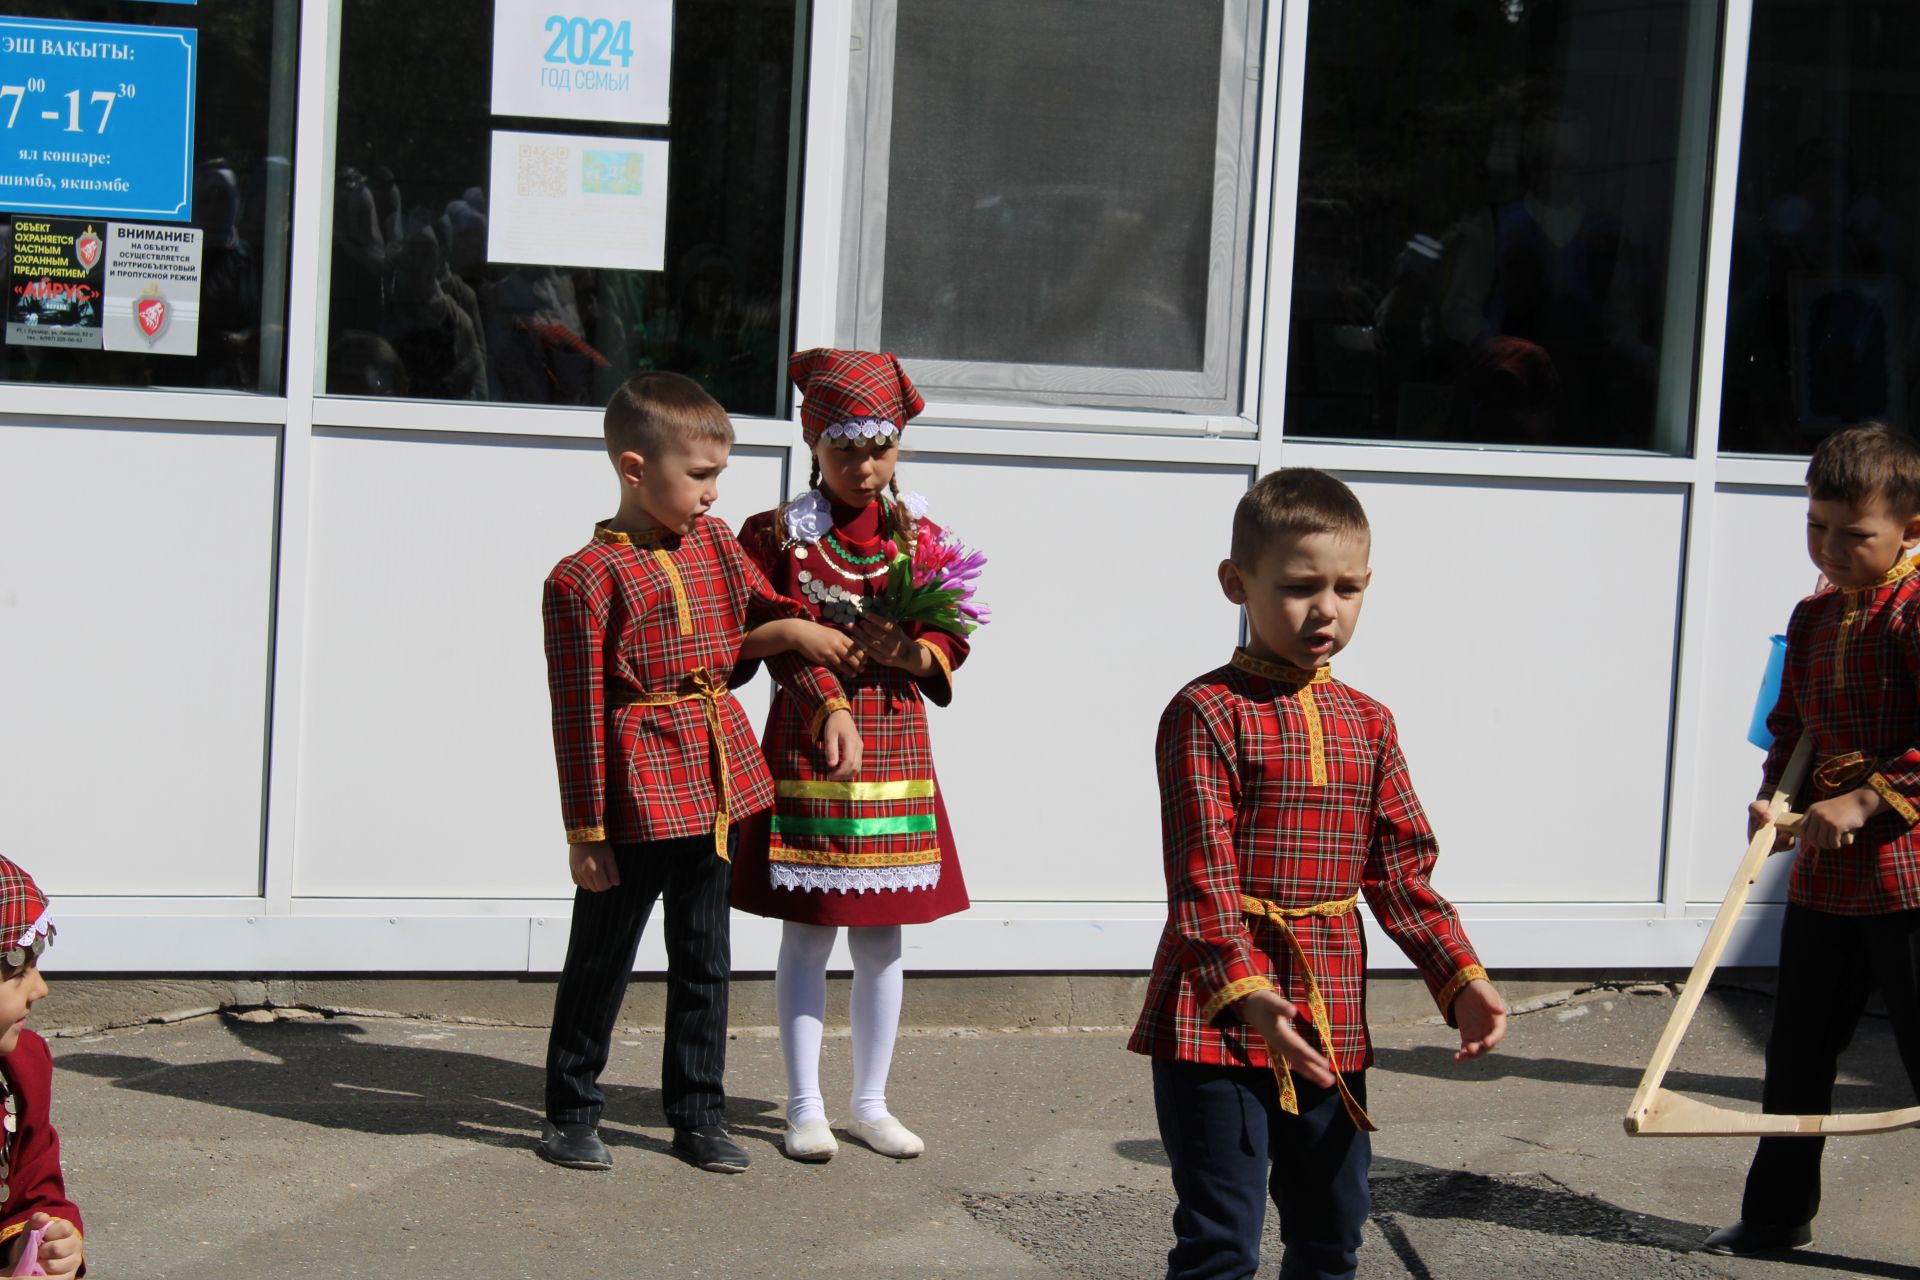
[1128,651,1487,1073]
[729,499,971,926]
[1760,555,1920,914]
[543,517,845,846]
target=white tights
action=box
[776,921,904,1127]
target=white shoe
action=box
[846,1115,924,1158]
[783,1117,838,1162]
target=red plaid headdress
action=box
[0,859,52,970]
[789,348,925,448]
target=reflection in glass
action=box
[0,0,296,396]
[1719,1,1919,455]
[1287,0,1720,452]
[881,0,1222,373]
[327,0,802,417]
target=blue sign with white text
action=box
[0,19,197,222]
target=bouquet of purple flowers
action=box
[873,529,990,636]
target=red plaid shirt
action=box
[543,517,845,845]
[1760,555,1920,914]
[1128,651,1487,1072]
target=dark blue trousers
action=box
[1153,1058,1371,1280]
[545,832,734,1129]
[1741,903,1920,1228]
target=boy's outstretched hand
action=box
[20,1213,82,1276]
[820,708,863,781]
[1238,989,1336,1089]
[1452,979,1507,1062]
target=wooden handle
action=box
[1624,736,1813,1131]
[1772,812,1855,847]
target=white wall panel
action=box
[895,456,1250,902]
[0,420,278,897]
[1330,474,1688,903]
[1687,484,1811,903]
[293,431,787,897]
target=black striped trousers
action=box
[545,832,735,1129]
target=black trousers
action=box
[1152,1058,1371,1280]
[1741,903,1920,1228]
[544,832,734,1129]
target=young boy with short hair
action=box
[539,372,860,1175]
[0,857,84,1276]
[1706,421,1920,1256]
[1129,468,1506,1280]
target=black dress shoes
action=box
[1700,1220,1813,1255]
[672,1124,751,1173]
[536,1120,613,1170]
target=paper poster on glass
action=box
[490,0,673,126]
[103,221,199,354]
[6,216,104,348]
[486,130,669,272]
[0,18,197,221]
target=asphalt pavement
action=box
[42,982,1920,1278]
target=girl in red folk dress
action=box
[734,348,979,1163]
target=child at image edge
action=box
[731,348,972,1162]
[1128,468,1506,1280]
[1704,422,1920,1257]
[0,858,84,1276]
[538,372,860,1176]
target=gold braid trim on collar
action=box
[1230,649,1331,686]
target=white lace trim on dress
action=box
[770,863,942,895]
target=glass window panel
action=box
[843,0,1259,414]
[1286,0,1722,452]
[1718,1,1920,455]
[883,0,1221,372]
[0,0,297,396]
[326,0,803,417]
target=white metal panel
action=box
[1686,483,1811,904]
[292,431,786,898]
[891,456,1250,902]
[48,902,1789,974]
[1331,474,1688,903]
[0,420,279,897]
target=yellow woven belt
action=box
[1240,892,1377,1133]
[626,667,733,861]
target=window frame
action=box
[836,0,1266,417]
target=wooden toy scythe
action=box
[1624,735,1920,1137]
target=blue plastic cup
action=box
[1748,634,1788,750]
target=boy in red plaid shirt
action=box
[538,372,861,1176]
[1129,469,1506,1280]
[1706,423,1920,1256]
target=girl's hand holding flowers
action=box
[854,614,931,675]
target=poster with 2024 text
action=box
[490,0,673,126]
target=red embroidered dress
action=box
[1129,650,1487,1083]
[1761,555,1920,914]
[731,496,971,926]
[543,517,847,852]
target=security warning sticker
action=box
[6,215,104,348]
[103,220,198,354]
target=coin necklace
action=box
[0,1085,17,1200]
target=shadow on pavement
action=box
[54,1017,786,1158]
[1370,1043,1914,1113]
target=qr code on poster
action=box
[516,144,569,197]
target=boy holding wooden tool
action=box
[1706,422,1920,1256]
